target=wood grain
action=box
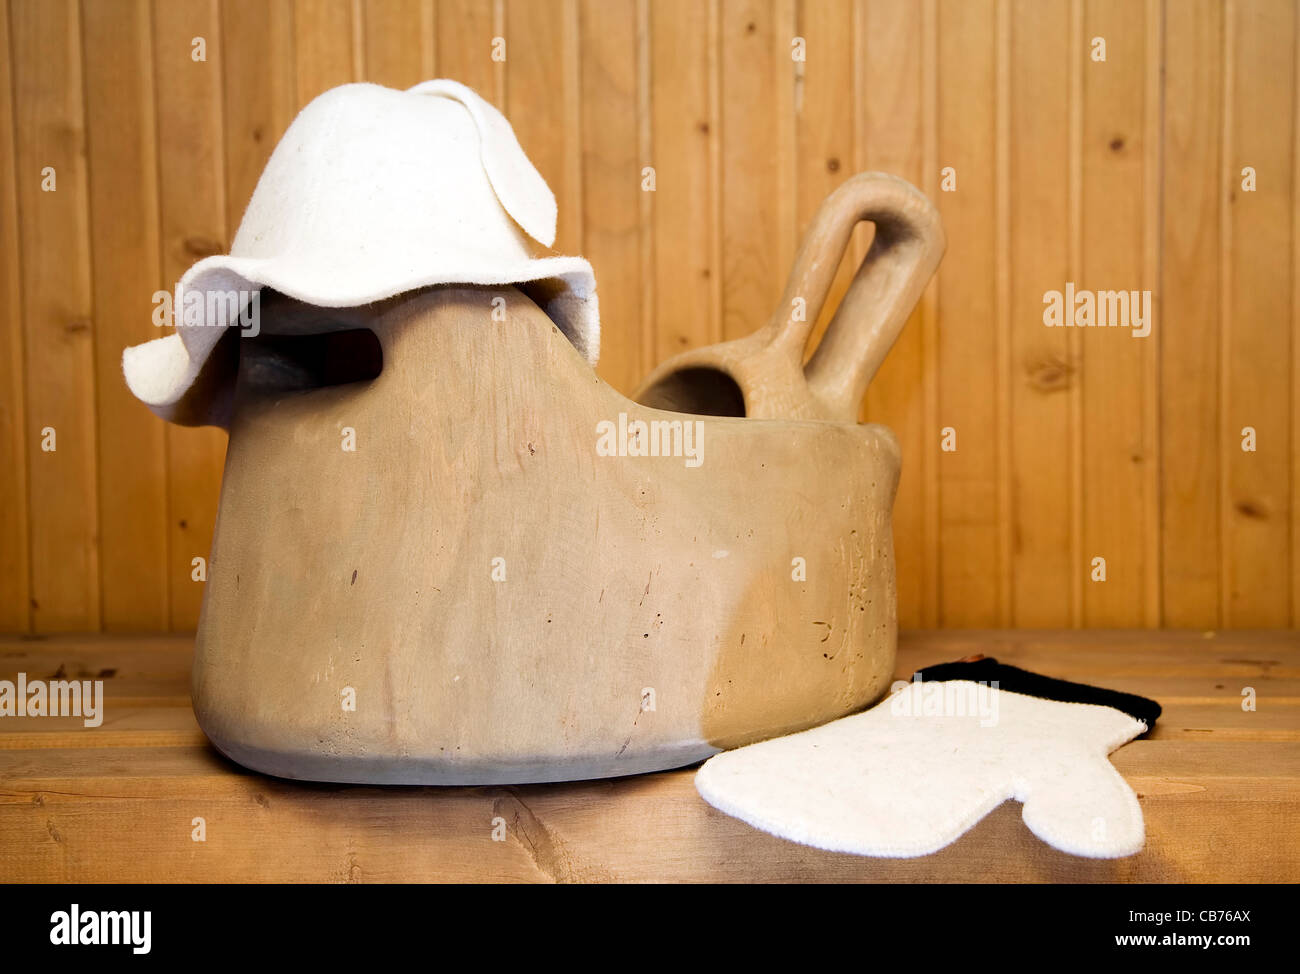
[648,0,717,363]
[361,0,435,89]
[9,0,99,631]
[1078,0,1155,626]
[1007,0,1073,627]
[81,0,169,630]
[0,630,1293,881]
[153,0,229,631]
[0,0,31,632]
[436,0,500,106]
[720,0,788,346]
[580,0,643,394]
[293,0,358,107]
[1223,0,1294,626]
[1,1,1298,632]
[222,0,296,222]
[1162,0,1223,628]
[505,0,581,253]
[935,0,998,626]
[860,0,929,628]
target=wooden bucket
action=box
[192,173,944,785]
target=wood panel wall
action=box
[0,0,1296,632]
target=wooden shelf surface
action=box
[0,630,1296,882]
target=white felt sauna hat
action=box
[122,79,599,426]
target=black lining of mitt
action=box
[911,657,1162,729]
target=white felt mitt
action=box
[695,658,1161,859]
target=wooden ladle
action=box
[635,171,945,423]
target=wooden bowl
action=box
[192,285,904,784]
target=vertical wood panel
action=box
[860,0,928,627]
[1007,0,1073,626]
[362,0,435,89]
[1294,0,1300,629]
[920,0,940,628]
[0,0,31,631]
[1141,0,1161,627]
[774,0,797,287]
[1223,0,1293,626]
[505,0,582,254]
[153,0,229,630]
[82,0,169,629]
[10,0,100,631]
[648,0,717,363]
[935,0,999,626]
[6,1,1300,631]
[436,0,499,106]
[580,0,642,394]
[222,0,296,223]
[1162,0,1222,628]
[1078,0,1153,625]
[720,0,784,344]
[1067,0,1083,628]
[793,0,854,358]
[636,0,654,374]
[294,0,357,108]
[995,0,1012,626]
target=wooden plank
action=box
[10,5,1300,630]
[221,0,296,226]
[1161,0,1223,628]
[1077,0,1154,626]
[436,0,499,106]
[897,627,1300,672]
[6,691,1294,749]
[5,628,1298,684]
[935,0,998,626]
[1296,1,1300,631]
[579,0,643,394]
[0,637,193,702]
[0,632,1293,880]
[4,631,1296,695]
[1067,0,1083,625]
[645,0,718,366]
[1140,0,1161,627]
[995,0,1011,625]
[1222,0,1294,626]
[793,0,854,360]
[5,739,1294,796]
[0,0,31,633]
[81,0,169,631]
[1006,0,1073,626]
[9,0,100,632]
[720,0,786,345]
[152,0,230,631]
[504,0,582,253]
[0,707,204,750]
[293,0,358,108]
[0,741,1292,882]
[361,0,435,89]
[860,0,929,627]
[919,0,939,633]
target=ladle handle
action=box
[770,172,945,422]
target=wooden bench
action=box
[0,630,1294,882]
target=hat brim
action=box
[122,253,599,427]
